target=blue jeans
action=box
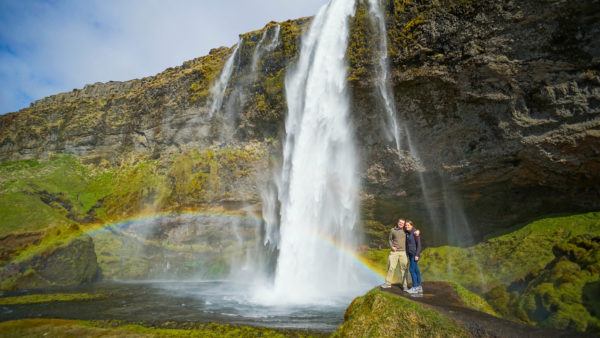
[408,253,422,287]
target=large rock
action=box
[0,235,99,290]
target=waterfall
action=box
[368,0,476,248]
[265,25,281,52]
[207,40,241,118]
[257,0,378,305]
[367,0,402,152]
[250,25,280,74]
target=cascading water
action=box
[251,25,280,73]
[257,0,380,305]
[207,40,241,118]
[367,0,402,152]
[368,0,478,248]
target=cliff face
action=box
[0,0,599,244]
[0,19,307,164]
[350,0,600,243]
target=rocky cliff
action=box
[0,0,599,244]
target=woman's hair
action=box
[405,220,414,227]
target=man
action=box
[380,219,410,290]
[405,220,423,294]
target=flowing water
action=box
[367,0,476,247]
[207,40,241,118]
[257,0,381,306]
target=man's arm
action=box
[389,229,395,250]
[415,233,422,258]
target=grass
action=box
[360,212,600,324]
[0,319,318,338]
[420,212,600,292]
[0,155,116,236]
[447,282,498,317]
[333,288,469,337]
[0,293,102,305]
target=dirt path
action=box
[382,281,584,338]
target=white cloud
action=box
[0,0,326,114]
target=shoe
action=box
[405,287,416,293]
[380,283,392,289]
[414,286,423,293]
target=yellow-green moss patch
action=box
[0,292,102,305]
[333,288,469,337]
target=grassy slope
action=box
[0,145,268,238]
[422,212,600,292]
[0,319,318,338]
[333,288,469,338]
[362,212,600,332]
[364,212,600,292]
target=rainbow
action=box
[61,208,385,281]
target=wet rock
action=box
[0,235,99,290]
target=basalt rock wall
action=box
[0,0,599,245]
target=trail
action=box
[383,281,584,338]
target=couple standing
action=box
[380,218,423,294]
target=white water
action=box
[256,0,380,305]
[368,0,402,151]
[207,40,241,117]
[368,0,477,248]
[251,25,280,73]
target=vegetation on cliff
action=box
[0,146,270,287]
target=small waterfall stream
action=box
[207,40,242,117]
[368,0,478,249]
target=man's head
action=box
[405,220,414,231]
[397,218,406,228]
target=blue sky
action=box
[0,0,325,114]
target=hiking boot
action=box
[380,283,392,289]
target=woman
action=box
[404,220,422,294]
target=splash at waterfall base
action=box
[0,209,383,332]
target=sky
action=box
[0,0,325,114]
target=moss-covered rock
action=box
[506,235,600,333]
[333,288,470,337]
[0,235,99,291]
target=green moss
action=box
[279,19,306,59]
[165,143,268,206]
[346,2,377,83]
[101,158,169,218]
[188,47,234,103]
[509,235,600,333]
[421,212,600,292]
[0,293,101,305]
[0,155,111,235]
[333,288,469,337]
[447,282,498,317]
[361,212,600,331]
[0,319,315,337]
